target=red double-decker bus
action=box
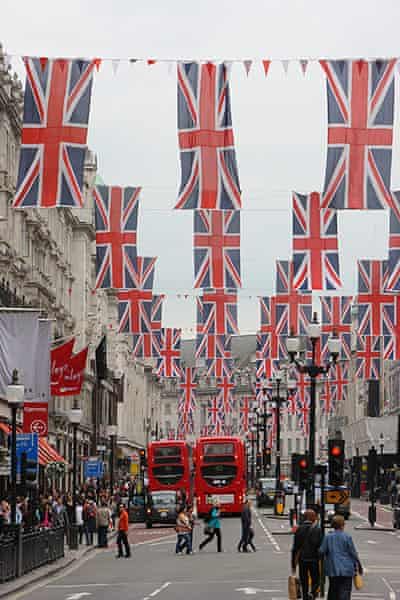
[147,440,193,501]
[194,436,247,516]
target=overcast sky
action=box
[4,0,400,336]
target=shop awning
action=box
[0,422,67,466]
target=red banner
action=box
[23,402,48,437]
[51,347,88,396]
[51,338,75,394]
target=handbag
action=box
[354,572,363,590]
[288,575,301,599]
[203,525,214,535]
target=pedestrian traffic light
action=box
[263,447,271,470]
[139,449,147,469]
[256,452,262,472]
[20,451,38,494]
[297,454,309,488]
[367,446,378,491]
[328,439,345,486]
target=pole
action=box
[263,397,267,477]
[308,338,317,506]
[251,434,255,489]
[109,434,115,496]
[10,405,17,525]
[256,413,260,477]
[72,424,77,508]
[275,380,281,492]
[320,466,326,598]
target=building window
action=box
[287,415,292,432]
[288,438,292,455]
[164,404,171,416]
[296,438,301,453]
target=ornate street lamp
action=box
[68,407,82,549]
[7,370,24,525]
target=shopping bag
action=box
[288,574,301,599]
[354,572,363,590]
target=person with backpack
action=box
[83,499,97,545]
[291,509,323,600]
[199,499,222,553]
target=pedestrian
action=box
[83,499,97,545]
[76,499,88,544]
[389,479,397,507]
[291,508,322,600]
[116,503,130,558]
[53,496,69,532]
[187,504,195,554]
[320,514,363,600]
[175,508,191,555]
[199,499,222,553]
[238,499,255,552]
[97,500,111,548]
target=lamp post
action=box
[286,313,340,505]
[68,407,82,550]
[107,425,118,497]
[379,433,385,490]
[7,369,24,525]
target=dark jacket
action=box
[291,521,323,569]
[241,505,251,530]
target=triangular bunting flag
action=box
[243,60,252,76]
[262,59,271,77]
[147,59,157,65]
[112,59,120,75]
[206,61,214,77]
[39,57,48,71]
[281,60,289,75]
[356,59,365,75]
[299,59,308,75]
[94,58,102,72]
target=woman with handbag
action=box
[199,499,222,553]
[319,514,363,600]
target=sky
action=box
[3,0,400,336]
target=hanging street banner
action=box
[23,402,48,437]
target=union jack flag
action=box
[256,333,278,379]
[292,191,341,291]
[320,296,353,360]
[254,378,272,407]
[117,258,157,333]
[94,185,140,289]
[329,362,349,403]
[259,297,271,333]
[207,397,225,435]
[216,376,235,413]
[205,337,234,378]
[14,58,97,209]
[320,59,397,211]
[275,260,312,336]
[386,191,400,291]
[296,375,311,436]
[179,368,197,414]
[155,328,182,378]
[357,260,393,336]
[200,289,239,335]
[382,295,400,360]
[239,396,252,434]
[356,335,381,380]
[267,410,278,448]
[177,409,194,437]
[132,295,164,358]
[193,210,241,289]
[175,62,241,210]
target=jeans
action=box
[97,525,108,547]
[299,560,320,600]
[199,528,222,552]
[327,576,352,600]
[175,533,190,554]
[117,531,130,557]
[78,524,89,545]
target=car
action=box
[128,494,146,523]
[256,477,276,507]
[282,480,294,495]
[145,490,179,528]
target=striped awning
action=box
[0,422,67,466]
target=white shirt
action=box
[75,505,83,526]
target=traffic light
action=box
[263,447,271,470]
[256,452,262,472]
[298,454,309,488]
[20,451,38,494]
[139,448,147,470]
[291,453,300,483]
[367,446,378,491]
[328,439,345,486]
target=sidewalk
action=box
[0,523,175,598]
[351,497,394,529]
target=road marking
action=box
[150,540,175,546]
[66,594,92,600]
[235,588,280,595]
[253,508,281,553]
[367,540,378,544]
[143,582,170,600]
[382,577,396,600]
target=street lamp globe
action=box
[6,373,24,406]
[286,334,301,356]
[307,314,321,340]
[327,335,341,360]
[107,425,118,437]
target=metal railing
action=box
[0,526,65,583]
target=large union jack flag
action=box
[259,297,271,333]
[386,191,400,291]
[200,289,239,335]
[356,335,381,380]
[193,210,241,289]
[320,295,353,360]
[132,294,164,358]
[275,260,312,336]
[117,257,157,334]
[207,397,225,435]
[239,396,253,434]
[204,336,234,378]
[295,373,311,436]
[216,376,235,413]
[14,58,97,209]
[320,59,396,211]
[357,260,394,336]
[94,185,140,289]
[155,328,182,378]
[383,295,400,360]
[177,403,195,437]
[179,368,197,414]
[175,62,241,210]
[292,191,342,291]
[256,333,278,379]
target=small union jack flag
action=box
[94,185,140,289]
[259,297,271,333]
[254,378,272,407]
[382,295,400,360]
[207,397,225,435]
[132,295,164,358]
[179,368,197,414]
[386,191,400,291]
[256,333,278,379]
[200,289,239,335]
[292,191,342,291]
[14,58,98,208]
[296,376,311,436]
[329,362,349,404]
[239,396,252,434]
[155,328,182,378]
[356,335,381,380]
[275,260,312,336]
[204,337,234,378]
[357,260,394,337]
[320,295,352,360]
[216,376,235,413]
[320,59,397,211]
[176,62,241,210]
[193,210,241,289]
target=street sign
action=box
[83,458,103,479]
[15,433,38,475]
[325,489,350,504]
